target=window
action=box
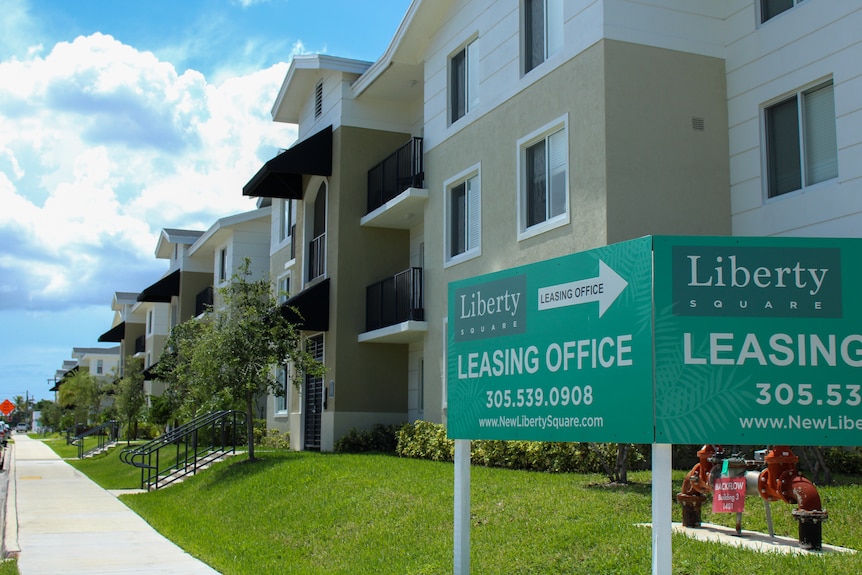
[524,0,563,74]
[519,118,568,237]
[275,363,290,413]
[450,38,478,124]
[96,359,103,375]
[765,80,837,198]
[277,273,291,304]
[314,80,323,118]
[218,248,227,283]
[147,309,153,335]
[280,199,295,244]
[760,0,803,23]
[445,168,480,264]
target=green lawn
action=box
[50,440,862,574]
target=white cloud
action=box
[0,33,297,311]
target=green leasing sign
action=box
[654,235,862,446]
[447,237,654,442]
[448,235,862,446]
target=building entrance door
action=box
[304,335,324,450]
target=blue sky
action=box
[0,0,412,402]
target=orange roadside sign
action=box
[0,400,14,416]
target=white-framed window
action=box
[523,0,563,74]
[449,37,479,124]
[759,0,803,24]
[279,198,296,244]
[518,116,569,239]
[276,272,291,304]
[147,309,154,335]
[218,247,228,283]
[275,362,291,413]
[96,359,104,375]
[764,79,837,199]
[444,165,481,266]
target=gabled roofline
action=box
[271,54,372,124]
[351,0,455,98]
[155,228,205,259]
[351,0,420,97]
[188,206,272,256]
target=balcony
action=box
[195,286,214,317]
[359,267,427,344]
[361,138,427,230]
[308,233,326,282]
[134,335,145,355]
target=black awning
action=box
[243,125,332,199]
[142,361,160,380]
[281,278,330,332]
[137,269,180,303]
[98,322,126,343]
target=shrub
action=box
[334,423,402,453]
[260,429,291,449]
[396,420,454,462]
[396,420,650,476]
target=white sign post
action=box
[651,444,672,575]
[454,440,470,575]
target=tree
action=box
[115,356,146,443]
[58,370,101,428]
[12,395,28,426]
[35,399,62,433]
[155,259,323,461]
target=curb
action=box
[2,442,19,559]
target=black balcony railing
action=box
[308,233,326,281]
[195,286,214,316]
[134,335,145,354]
[367,137,424,214]
[366,267,424,332]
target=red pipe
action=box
[789,473,823,511]
[756,446,823,511]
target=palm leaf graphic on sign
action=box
[654,303,755,442]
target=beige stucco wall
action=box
[604,41,730,241]
[421,39,730,426]
[331,127,412,413]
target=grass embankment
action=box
[59,442,862,575]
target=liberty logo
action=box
[672,246,842,318]
[454,275,527,341]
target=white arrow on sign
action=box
[537,260,628,317]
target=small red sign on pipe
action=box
[712,476,746,513]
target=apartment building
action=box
[726,1,859,236]
[50,346,121,397]
[247,0,858,450]
[98,292,146,379]
[95,208,272,404]
[245,55,425,451]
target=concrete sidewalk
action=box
[3,434,221,574]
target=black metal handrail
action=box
[365,267,424,332]
[367,137,424,214]
[308,233,326,281]
[71,420,120,459]
[119,410,244,490]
